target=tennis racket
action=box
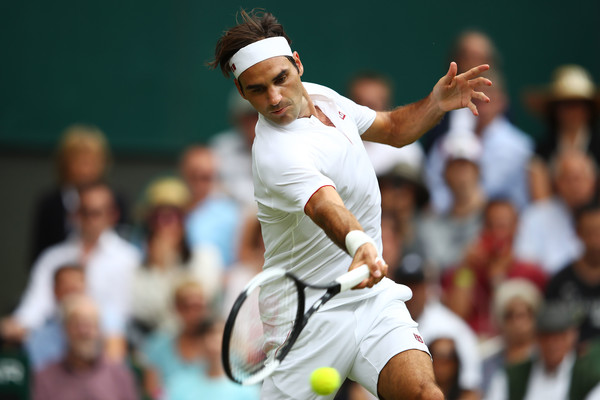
[222,264,371,385]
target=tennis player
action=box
[211,10,491,400]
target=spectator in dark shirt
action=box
[545,201,600,347]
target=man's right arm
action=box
[303,185,387,288]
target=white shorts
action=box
[261,279,430,399]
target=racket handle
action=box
[336,264,371,292]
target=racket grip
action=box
[336,264,371,292]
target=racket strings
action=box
[226,274,300,382]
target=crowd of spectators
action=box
[1,30,599,400]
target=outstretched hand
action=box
[432,62,492,116]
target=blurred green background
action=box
[0,0,598,310]
[2,0,599,154]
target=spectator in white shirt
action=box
[1,182,140,360]
[514,150,597,275]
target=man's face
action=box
[555,153,596,209]
[65,302,101,362]
[350,79,391,111]
[538,329,577,372]
[77,187,117,240]
[54,269,86,302]
[577,210,600,255]
[236,53,305,126]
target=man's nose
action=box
[267,87,282,105]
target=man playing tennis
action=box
[211,10,491,400]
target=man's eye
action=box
[275,75,287,84]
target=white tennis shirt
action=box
[253,82,398,313]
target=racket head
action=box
[222,268,304,385]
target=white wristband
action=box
[345,230,376,257]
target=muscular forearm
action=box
[362,92,445,148]
[304,187,363,252]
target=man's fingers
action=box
[441,61,458,85]
[472,91,490,103]
[469,77,493,89]
[459,64,490,80]
[467,101,479,116]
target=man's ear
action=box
[234,79,246,99]
[293,51,304,77]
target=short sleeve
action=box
[333,93,377,135]
[253,142,335,214]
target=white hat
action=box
[441,131,482,164]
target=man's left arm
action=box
[361,63,492,147]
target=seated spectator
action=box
[165,318,259,400]
[418,132,485,272]
[514,150,597,275]
[142,280,209,399]
[347,70,427,178]
[525,65,600,201]
[2,182,141,360]
[210,88,258,208]
[130,177,223,338]
[378,156,430,260]
[545,201,600,347]
[33,294,138,400]
[222,211,264,316]
[430,337,462,400]
[426,70,533,213]
[421,29,501,154]
[24,264,85,371]
[180,145,242,267]
[30,124,128,263]
[442,200,547,338]
[481,279,542,394]
[394,253,482,400]
[485,301,600,400]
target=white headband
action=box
[229,36,293,79]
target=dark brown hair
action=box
[209,9,293,78]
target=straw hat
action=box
[136,176,191,222]
[524,64,600,114]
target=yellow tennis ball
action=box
[310,367,341,396]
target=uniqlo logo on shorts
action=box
[413,333,424,343]
[339,111,346,120]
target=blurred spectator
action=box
[485,301,600,400]
[545,201,600,346]
[24,264,85,371]
[421,30,501,154]
[165,318,259,400]
[210,89,258,207]
[142,280,209,399]
[418,133,485,271]
[2,182,140,360]
[30,124,128,262]
[33,294,138,400]
[426,70,533,213]
[481,279,542,394]
[442,200,547,338]
[526,65,600,201]
[514,150,596,275]
[395,253,482,400]
[180,145,242,267]
[347,71,427,177]
[429,338,462,400]
[130,177,223,338]
[222,211,264,316]
[377,155,430,261]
